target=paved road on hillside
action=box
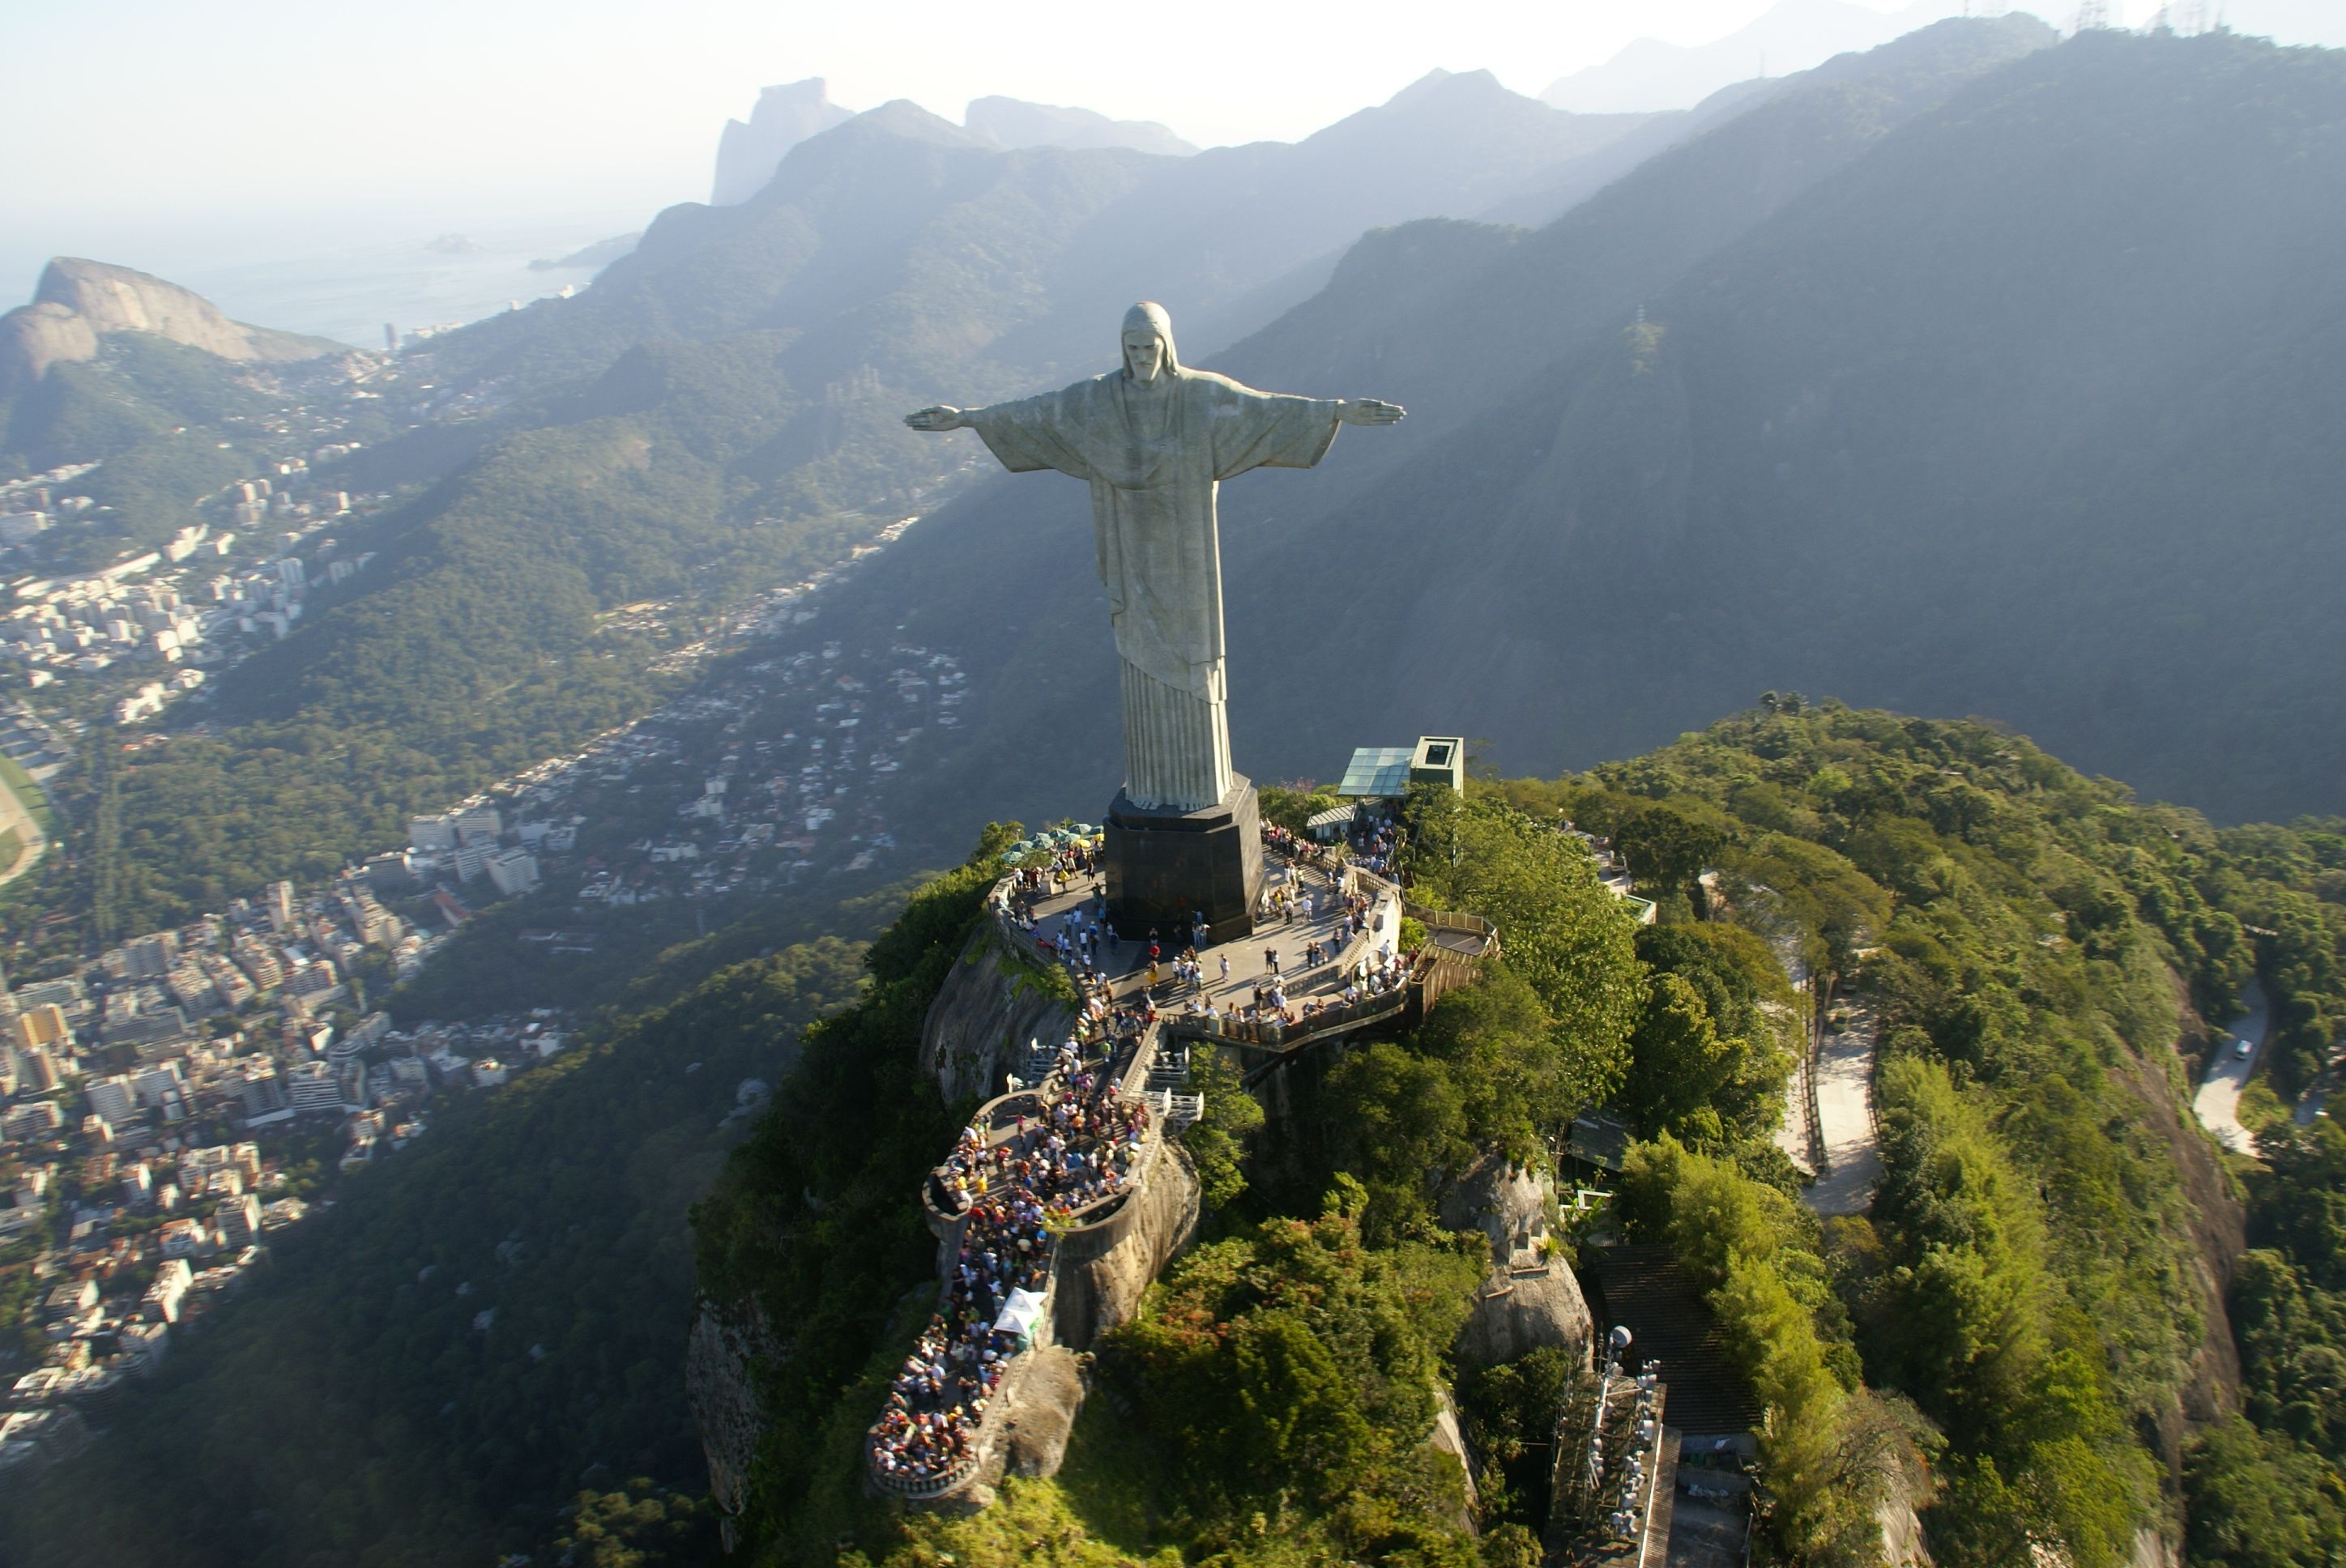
[1805,999,1883,1216]
[2193,982,2270,1155]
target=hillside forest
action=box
[672,705,2344,1568]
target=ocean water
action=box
[6,207,658,351]
[164,215,645,348]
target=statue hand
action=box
[1338,398,1405,426]
[905,406,966,432]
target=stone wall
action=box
[1053,1140,1200,1349]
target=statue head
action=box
[1121,301,1177,384]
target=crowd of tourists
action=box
[1346,812,1405,880]
[871,1057,1154,1487]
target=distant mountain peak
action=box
[963,96,1194,157]
[1543,0,1971,113]
[1388,67,1509,105]
[711,77,856,205]
[847,99,979,147]
[2,258,331,396]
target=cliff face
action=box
[0,304,99,394]
[684,1295,783,1549]
[1054,1140,1200,1349]
[710,79,855,205]
[0,258,333,395]
[918,928,1077,1104]
[1441,1148,1594,1367]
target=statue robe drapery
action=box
[968,367,1342,812]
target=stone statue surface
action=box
[908,301,1401,812]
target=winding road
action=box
[2192,982,2270,1154]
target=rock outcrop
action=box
[918,927,1077,1104]
[0,258,333,396]
[998,1344,1086,1479]
[0,305,99,395]
[685,1293,785,1552]
[710,79,855,205]
[1442,1147,1594,1367]
[1054,1140,1200,1349]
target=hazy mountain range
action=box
[709,76,1195,208]
[6,15,2340,914]
[1542,0,1981,112]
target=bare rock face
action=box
[1460,1263,1596,1367]
[919,927,1077,1104]
[1444,1146,1593,1368]
[1876,1493,1932,1566]
[0,303,98,395]
[1429,1387,1480,1532]
[1000,1345,1086,1478]
[1,258,331,396]
[711,79,855,205]
[685,1294,783,1552]
[1057,1140,1201,1347]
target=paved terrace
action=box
[1000,851,1403,1039]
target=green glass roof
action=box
[1337,747,1414,798]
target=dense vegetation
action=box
[2169,815,2346,1566]
[684,704,2346,1568]
[11,703,2338,1566]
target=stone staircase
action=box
[1145,1042,1190,1092]
[1143,1088,1203,1129]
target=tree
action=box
[1613,800,1730,915]
[1322,1042,1470,1242]
[1402,788,1644,1116]
[1622,972,1734,1146]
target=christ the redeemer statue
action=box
[906,301,1403,820]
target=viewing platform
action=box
[869,820,1498,1504]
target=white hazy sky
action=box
[3,0,2342,287]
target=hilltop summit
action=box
[0,258,334,395]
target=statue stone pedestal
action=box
[1103,774,1265,941]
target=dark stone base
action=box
[1104,775,1265,943]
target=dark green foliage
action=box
[1561,705,2292,1563]
[1259,782,1343,835]
[1099,1202,1482,1558]
[1455,1346,1582,1532]
[2182,1416,2346,1568]
[1322,1041,1472,1242]
[688,837,1005,1550]
[1619,1136,1922,1564]
[547,1477,723,1567]
[1403,785,1645,1120]
[1180,1045,1265,1221]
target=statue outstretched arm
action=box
[905,406,970,432]
[1336,398,1405,426]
